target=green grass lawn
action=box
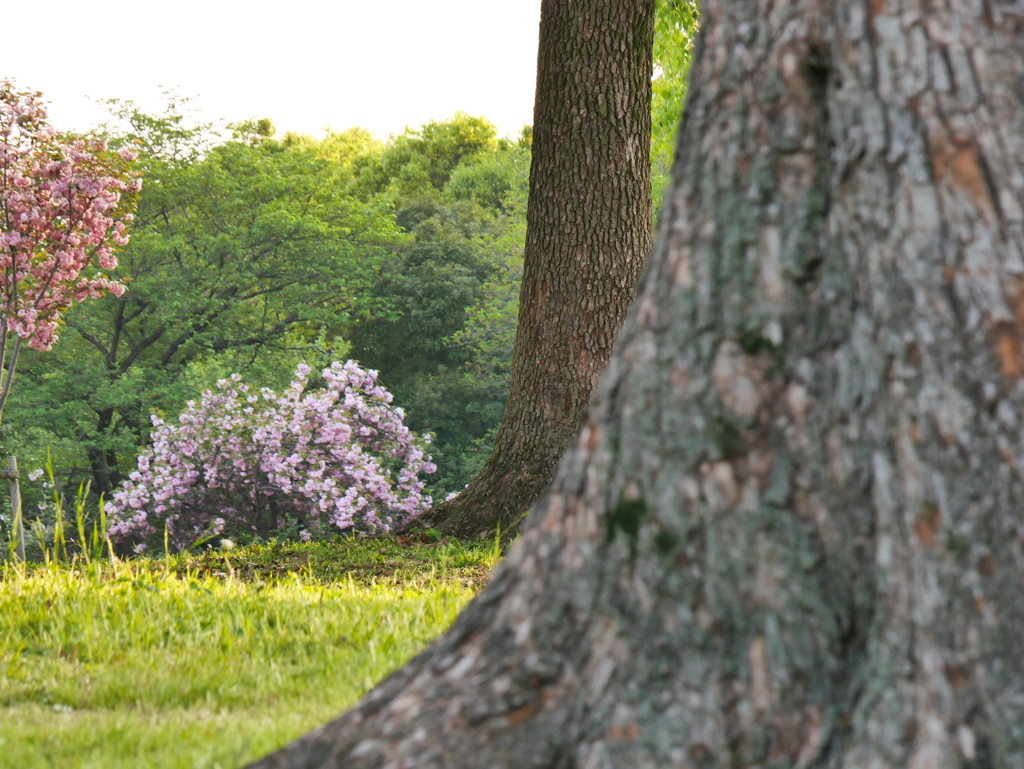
[0,539,495,768]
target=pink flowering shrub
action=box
[0,80,140,420]
[108,362,436,550]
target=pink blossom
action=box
[108,361,435,550]
[0,81,139,417]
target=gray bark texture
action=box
[409,0,655,539]
[249,0,1024,766]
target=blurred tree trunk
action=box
[85,408,120,498]
[250,0,1024,766]
[409,0,656,538]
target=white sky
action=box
[3,0,542,141]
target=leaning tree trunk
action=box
[251,1,1024,766]
[409,0,655,538]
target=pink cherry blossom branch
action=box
[0,80,140,422]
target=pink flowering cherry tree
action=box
[0,80,140,421]
[108,361,436,551]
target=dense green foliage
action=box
[345,115,530,494]
[0,539,493,767]
[652,0,700,204]
[1,108,525,520]
[1,102,403,504]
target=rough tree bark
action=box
[251,0,1024,766]
[409,0,656,538]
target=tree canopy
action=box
[2,107,528,522]
[4,102,402,498]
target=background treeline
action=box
[1,0,697,521]
[2,105,528,504]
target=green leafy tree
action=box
[347,113,503,202]
[5,102,403,497]
[651,0,700,201]
[345,116,530,497]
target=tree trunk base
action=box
[401,457,551,540]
